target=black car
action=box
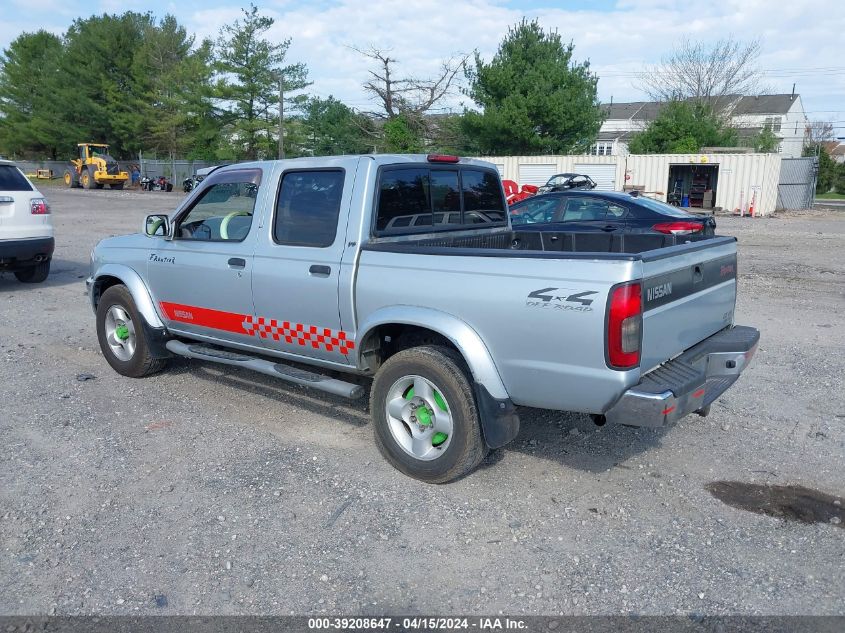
[510,191,716,236]
[537,173,597,193]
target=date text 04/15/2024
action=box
[307,617,528,630]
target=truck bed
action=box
[358,228,738,412]
[364,227,721,258]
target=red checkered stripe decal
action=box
[159,302,355,355]
[242,316,354,354]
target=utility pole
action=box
[278,73,285,160]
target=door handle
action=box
[693,264,703,283]
[309,264,331,277]
[228,257,246,269]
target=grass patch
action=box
[26,177,64,188]
[816,192,845,200]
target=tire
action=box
[14,260,50,283]
[96,285,166,378]
[370,345,486,483]
[63,168,78,188]
[81,167,94,189]
[110,182,124,190]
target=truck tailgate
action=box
[640,237,737,372]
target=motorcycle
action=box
[182,174,206,193]
[140,176,174,192]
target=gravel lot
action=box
[1,188,843,616]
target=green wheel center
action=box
[417,406,433,426]
[115,324,129,341]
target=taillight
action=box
[607,282,642,369]
[427,154,460,163]
[652,221,703,235]
[30,198,50,215]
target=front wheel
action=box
[81,167,94,189]
[370,345,486,483]
[96,285,166,378]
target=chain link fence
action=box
[15,158,219,184]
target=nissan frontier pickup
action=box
[87,154,758,482]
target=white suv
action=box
[0,160,53,283]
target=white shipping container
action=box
[474,153,782,215]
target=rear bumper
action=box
[604,325,759,427]
[0,236,55,269]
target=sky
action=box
[2,0,845,133]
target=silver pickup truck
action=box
[87,154,758,483]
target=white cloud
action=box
[3,0,843,120]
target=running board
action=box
[165,340,365,399]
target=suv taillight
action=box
[652,221,702,235]
[607,282,642,369]
[30,198,50,215]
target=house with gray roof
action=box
[593,94,808,158]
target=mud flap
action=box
[473,383,519,449]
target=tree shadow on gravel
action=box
[0,258,88,290]
[479,406,670,474]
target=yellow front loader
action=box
[63,143,129,190]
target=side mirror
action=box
[144,214,170,238]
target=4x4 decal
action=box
[526,288,598,312]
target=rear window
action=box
[0,165,34,191]
[375,166,506,233]
[274,170,344,247]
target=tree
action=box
[0,31,65,158]
[805,144,836,193]
[834,162,845,194]
[462,19,603,155]
[753,125,780,153]
[353,46,467,151]
[355,46,466,121]
[628,101,738,154]
[642,37,764,109]
[61,12,154,157]
[426,114,479,154]
[214,4,309,160]
[804,120,834,153]
[299,96,374,156]
[132,16,217,162]
[381,115,424,153]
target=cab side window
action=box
[176,169,261,242]
[274,170,345,247]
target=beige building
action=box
[477,152,786,216]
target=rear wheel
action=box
[96,285,166,378]
[370,345,486,483]
[14,260,50,283]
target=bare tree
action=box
[805,120,834,149]
[641,37,765,110]
[351,45,468,124]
